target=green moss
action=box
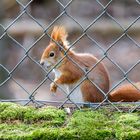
[122,131,140,140]
[0,103,66,126]
[0,102,140,140]
[33,107,66,126]
[67,110,115,140]
[0,103,23,121]
[0,102,13,112]
[0,123,33,139]
[117,114,139,124]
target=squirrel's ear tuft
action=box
[50,26,68,44]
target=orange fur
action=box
[51,26,68,42]
[40,26,140,103]
[109,82,140,102]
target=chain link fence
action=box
[0,0,140,112]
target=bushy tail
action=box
[108,82,140,102]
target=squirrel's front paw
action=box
[50,83,57,93]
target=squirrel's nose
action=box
[40,61,44,66]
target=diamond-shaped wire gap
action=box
[70,32,105,59]
[106,0,140,20]
[50,13,84,41]
[107,35,140,73]
[85,34,105,52]
[57,0,83,30]
[84,0,112,32]
[97,0,114,7]
[7,15,45,48]
[127,61,140,83]
[16,0,33,7]
[0,35,26,72]
[124,16,140,36]
[0,25,6,37]
[11,56,45,93]
[0,65,10,87]
[8,0,45,38]
[26,32,50,63]
[57,0,72,7]
[0,1,21,20]
[86,16,125,49]
[1,22,26,52]
[32,77,68,107]
[92,2,140,59]
[0,24,7,41]
[61,0,104,29]
[2,7,27,33]
[96,56,124,88]
[26,59,69,106]
[104,14,140,51]
[97,0,140,47]
[7,33,26,51]
[18,2,69,36]
[20,1,46,30]
[0,79,18,100]
[4,77,32,101]
[8,1,44,40]
[125,19,140,46]
[26,0,65,25]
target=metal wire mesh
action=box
[0,0,140,112]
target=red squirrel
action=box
[40,26,140,103]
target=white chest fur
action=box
[53,69,62,79]
[53,69,84,104]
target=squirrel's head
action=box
[40,26,69,69]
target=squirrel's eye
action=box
[49,52,55,57]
